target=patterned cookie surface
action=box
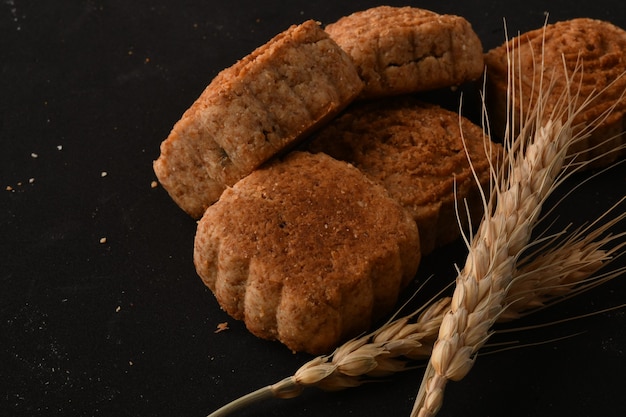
[325,6,484,99]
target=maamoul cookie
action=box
[193,151,421,354]
[306,97,502,254]
[325,6,484,99]
[484,18,626,169]
[154,20,363,218]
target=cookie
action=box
[325,6,484,99]
[306,97,502,254]
[154,20,363,218]
[193,151,421,354]
[485,18,626,169]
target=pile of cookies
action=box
[153,6,626,354]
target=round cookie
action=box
[325,6,484,99]
[193,151,421,354]
[306,97,502,255]
[154,20,363,218]
[484,18,626,169]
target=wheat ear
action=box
[409,30,626,417]
[503,197,626,320]
[412,125,575,417]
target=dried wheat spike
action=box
[409,31,626,417]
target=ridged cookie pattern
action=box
[325,6,484,99]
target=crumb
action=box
[129,360,133,366]
[215,322,229,333]
[115,306,121,313]
[57,145,63,151]
[29,178,34,184]
[31,153,38,158]
[101,171,107,177]
[99,237,107,244]
[150,180,158,189]
[6,185,13,191]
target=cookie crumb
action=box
[6,185,13,191]
[115,305,121,313]
[101,171,108,177]
[31,153,38,158]
[99,237,107,244]
[215,322,229,333]
[29,178,35,184]
[150,180,158,189]
[57,145,63,151]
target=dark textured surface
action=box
[1,2,625,416]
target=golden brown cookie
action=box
[325,6,484,99]
[485,18,626,169]
[306,97,502,254]
[154,20,363,218]
[193,151,421,354]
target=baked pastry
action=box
[193,151,421,354]
[154,20,363,218]
[484,18,626,169]
[306,97,501,254]
[325,6,484,99]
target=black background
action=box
[1,1,625,416]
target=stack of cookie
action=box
[153,6,626,354]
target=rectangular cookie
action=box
[154,20,363,218]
